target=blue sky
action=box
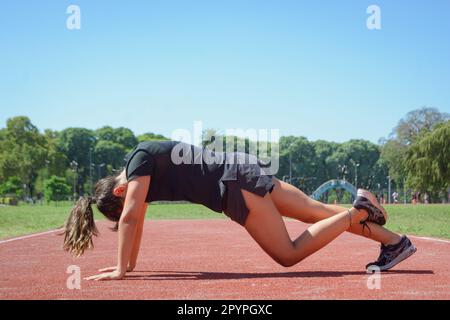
[1,0,449,143]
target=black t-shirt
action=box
[124,141,240,213]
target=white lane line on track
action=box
[409,235,450,244]
[0,220,106,245]
[1,224,449,245]
[0,228,63,244]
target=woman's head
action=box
[95,172,126,222]
[63,171,128,257]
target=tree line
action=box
[0,107,448,204]
[0,118,168,203]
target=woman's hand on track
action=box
[98,266,118,273]
[98,265,135,273]
[85,269,125,281]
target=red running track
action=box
[0,219,449,300]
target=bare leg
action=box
[270,179,401,246]
[242,189,368,267]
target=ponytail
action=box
[62,172,124,256]
[63,196,99,257]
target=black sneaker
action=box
[366,235,417,272]
[353,189,388,226]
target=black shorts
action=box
[222,165,275,226]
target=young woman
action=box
[63,140,417,281]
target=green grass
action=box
[0,203,77,239]
[384,204,450,239]
[147,203,224,220]
[0,202,449,240]
[0,202,223,240]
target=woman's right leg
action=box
[241,189,368,267]
[270,179,401,246]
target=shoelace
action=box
[360,201,386,235]
[360,220,372,236]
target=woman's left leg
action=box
[242,189,369,267]
[270,179,402,246]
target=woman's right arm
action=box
[97,203,148,274]
[128,203,148,271]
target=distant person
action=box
[412,193,417,205]
[392,192,399,204]
[62,140,416,280]
[380,194,385,205]
[424,193,429,204]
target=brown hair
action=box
[63,172,124,257]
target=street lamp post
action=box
[338,164,348,181]
[349,159,360,189]
[293,176,317,194]
[70,160,78,202]
[404,179,407,204]
[42,160,50,204]
[89,148,93,194]
[289,150,292,184]
[98,163,105,180]
[44,160,50,181]
[286,143,295,185]
[387,175,392,204]
[23,184,27,202]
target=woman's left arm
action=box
[86,175,150,281]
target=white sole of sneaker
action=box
[357,189,388,223]
[367,244,417,272]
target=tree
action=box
[59,128,97,166]
[44,176,71,203]
[0,176,24,197]
[58,128,97,195]
[326,140,381,189]
[393,107,449,145]
[5,116,42,145]
[312,140,338,185]
[0,128,7,144]
[0,118,172,198]
[114,127,138,150]
[404,121,450,201]
[0,117,47,196]
[94,140,127,173]
[369,158,390,192]
[137,132,169,142]
[380,139,408,184]
[96,126,116,142]
[43,129,68,177]
[278,136,316,192]
[380,107,449,198]
[96,126,138,150]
